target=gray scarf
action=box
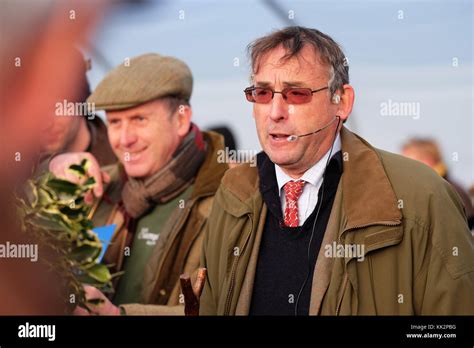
[121,124,206,218]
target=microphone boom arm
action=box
[287,116,339,142]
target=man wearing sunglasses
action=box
[200,26,474,315]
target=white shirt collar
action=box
[275,132,341,195]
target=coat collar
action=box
[339,127,402,230]
[191,130,229,200]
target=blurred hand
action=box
[73,285,120,316]
[49,152,110,203]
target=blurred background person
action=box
[39,48,117,166]
[0,0,104,314]
[208,125,238,154]
[402,137,474,230]
[208,125,240,168]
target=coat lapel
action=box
[309,181,344,314]
[235,204,267,315]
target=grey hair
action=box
[247,26,349,97]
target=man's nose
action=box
[268,93,289,122]
[119,123,138,148]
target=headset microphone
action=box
[287,116,340,142]
[286,135,299,142]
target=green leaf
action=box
[74,196,85,206]
[76,272,102,286]
[56,192,76,204]
[81,159,90,171]
[84,264,112,283]
[46,178,79,195]
[82,177,96,189]
[59,206,84,219]
[67,164,86,177]
[76,237,102,248]
[70,245,101,264]
[42,206,62,215]
[29,214,66,231]
[37,187,55,206]
[24,180,38,208]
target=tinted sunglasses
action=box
[244,86,328,104]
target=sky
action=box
[85,0,473,187]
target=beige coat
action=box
[200,127,474,315]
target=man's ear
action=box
[334,84,355,122]
[176,105,192,137]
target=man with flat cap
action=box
[49,53,228,315]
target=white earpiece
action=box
[332,94,341,104]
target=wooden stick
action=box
[180,267,207,316]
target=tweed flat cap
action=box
[87,53,193,111]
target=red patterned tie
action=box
[283,180,306,227]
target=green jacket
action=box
[90,131,228,315]
[200,127,474,315]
